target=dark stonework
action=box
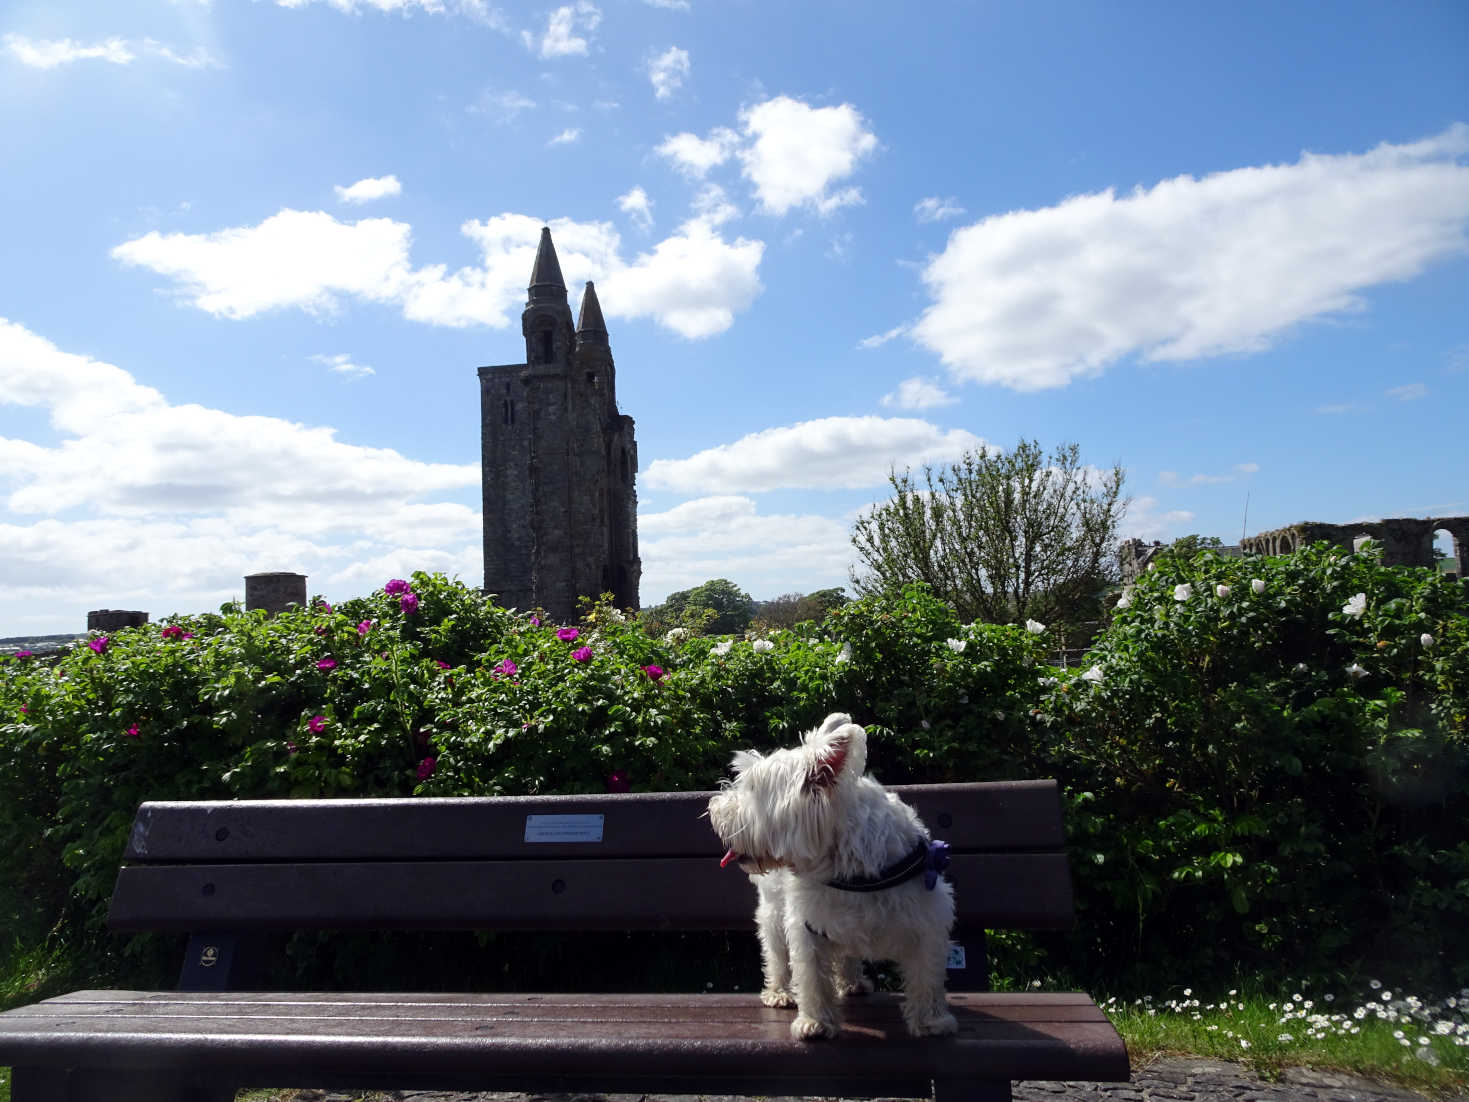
[245,572,307,614]
[478,228,640,622]
[1240,516,1469,571]
[87,609,149,632]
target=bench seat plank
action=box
[122,781,1066,862]
[0,990,1129,1092]
[108,853,1074,931]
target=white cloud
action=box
[638,496,853,604]
[547,127,581,146]
[112,209,418,320]
[1386,382,1427,400]
[737,96,878,216]
[0,318,482,630]
[311,352,376,379]
[113,207,764,338]
[656,128,740,178]
[1158,465,1254,487]
[913,125,1469,391]
[641,0,689,8]
[334,175,402,204]
[647,46,689,100]
[642,416,983,494]
[880,377,956,411]
[4,33,134,68]
[858,324,909,350]
[914,196,965,224]
[525,1,600,58]
[470,89,537,123]
[277,0,501,18]
[617,186,654,231]
[599,216,764,338]
[1120,496,1196,544]
[690,184,739,227]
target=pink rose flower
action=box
[308,715,327,734]
[125,723,140,739]
[384,579,411,596]
[495,658,518,677]
[316,658,337,671]
[417,756,437,780]
[161,625,184,640]
[557,627,579,642]
[572,646,592,663]
[357,619,373,635]
[642,664,664,681]
[400,593,420,615]
[88,637,110,655]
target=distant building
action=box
[477,228,640,621]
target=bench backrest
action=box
[109,780,1073,937]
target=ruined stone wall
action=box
[1240,517,1468,572]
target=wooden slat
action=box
[108,852,1075,932]
[0,990,1130,1087]
[121,781,1064,863]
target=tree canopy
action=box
[850,439,1127,628]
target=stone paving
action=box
[277,1056,1463,1102]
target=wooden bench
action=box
[0,779,1128,1102]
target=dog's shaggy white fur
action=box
[708,713,957,1041]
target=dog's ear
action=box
[729,749,762,776]
[805,722,868,790]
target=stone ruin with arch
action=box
[1121,516,1469,584]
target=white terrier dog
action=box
[708,713,958,1041]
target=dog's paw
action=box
[791,1014,838,1041]
[760,987,796,1008]
[906,1010,959,1037]
[837,975,874,997]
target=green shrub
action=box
[1041,543,1468,992]
[2,548,1465,1000]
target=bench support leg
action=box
[11,1067,235,1102]
[933,1079,1009,1102]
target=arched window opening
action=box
[1435,528,1458,578]
[538,330,554,363]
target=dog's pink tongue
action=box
[720,848,738,868]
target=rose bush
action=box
[2,545,1465,998]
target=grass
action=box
[1101,984,1469,1097]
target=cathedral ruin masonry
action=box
[478,227,640,622]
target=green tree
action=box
[754,587,849,629]
[850,439,1127,627]
[661,578,756,635]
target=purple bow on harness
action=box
[924,838,951,890]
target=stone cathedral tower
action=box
[478,227,640,621]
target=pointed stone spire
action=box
[576,281,608,344]
[527,226,567,304]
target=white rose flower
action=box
[1025,619,1046,634]
[1342,592,1367,619]
[1116,587,1134,609]
[1215,584,1231,599]
[1346,662,1368,679]
[1420,633,1435,648]
[945,637,966,653]
[751,639,774,653]
[834,642,852,664]
[1174,583,1193,602]
[1251,578,1266,594]
[712,639,732,656]
[1082,665,1103,684]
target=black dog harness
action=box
[826,837,950,893]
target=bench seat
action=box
[2,990,1126,1100]
[0,779,1129,1101]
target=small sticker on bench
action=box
[524,814,605,843]
[946,944,966,969]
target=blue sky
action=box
[2,0,1467,634]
